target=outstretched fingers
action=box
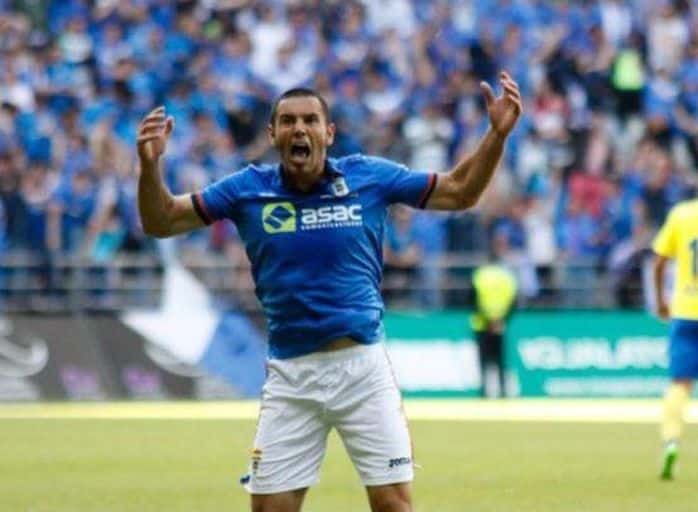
[139,119,165,135]
[138,106,165,128]
[138,117,173,143]
[137,120,164,146]
[164,116,174,136]
[137,132,164,146]
[137,107,172,148]
[138,110,165,131]
[480,81,496,106]
[137,107,172,162]
[499,74,523,113]
[146,105,165,117]
[504,87,523,111]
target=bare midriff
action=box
[319,337,361,351]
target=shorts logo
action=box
[262,202,296,233]
[388,457,411,468]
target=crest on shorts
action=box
[251,448,263,475]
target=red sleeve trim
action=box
[191,193,213,225]
[417,173,438,209]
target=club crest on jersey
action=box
[330,176,349,197]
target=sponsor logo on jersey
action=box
[262,202,363,233]
[262,202,297,233]
[300,204,362,230]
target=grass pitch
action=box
[1,402,697,512]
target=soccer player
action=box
[136,71,522,512]
[652,195,698,480]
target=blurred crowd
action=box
[0,0,697,308]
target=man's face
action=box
[268,96,335,176]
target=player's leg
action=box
[475,330,488,397]
[242,358,330,503]
[365,482,412,512]
[250,488,308,512]
[660,378,692,480]
[661,379,693,444]
[493,332,506,398]
[480,331,500,398]
[660,319,698,480]
[329,344,414,511]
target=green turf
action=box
[1,419,696,512]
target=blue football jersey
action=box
[192,154,437,359]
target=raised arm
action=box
[426,71,522,210]
[137,106,205,238]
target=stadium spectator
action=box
[607,199,652,308]
[641,148,686,227]
[413,210,448,308]
[403,100,454,173]
[647,0,690,74]
[46,166,97,253]
[491,197,539,298]
[674,52,698,171]
[556,195,600,305]
[0,0,696,310]
[384,205,421,306]
[522,192,557,301]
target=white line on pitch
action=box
[1,400,697,423]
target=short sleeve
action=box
[192,171,246,224]
[652,208,677,258]
[369,156,437,208]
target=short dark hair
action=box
[269,88,330,125]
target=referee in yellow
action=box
[470,263,518,398]
[652,195,698,480]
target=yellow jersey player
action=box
[652,197,698,480]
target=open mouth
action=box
[290,143,311,159]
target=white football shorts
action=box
[242,342,413,494]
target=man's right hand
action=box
[137,106,174,167]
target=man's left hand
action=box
[480,71,523,138]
